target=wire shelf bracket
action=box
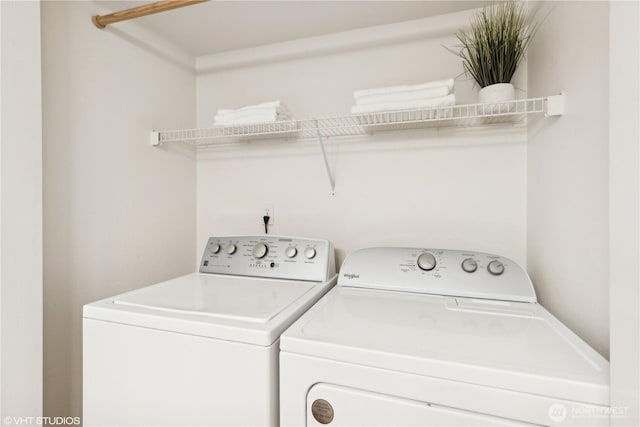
[314,119,336,195]
[150,131,161,146]
[545,92,565,117]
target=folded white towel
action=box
[213,101,292,126]
[355,86,452,106]
[350,94,456,114]
[216,106,289,119]
[215,108,289,121]
[214,111,291,126]
[353,78,454,99]
[217,101,286,114]
[216,106,290,118]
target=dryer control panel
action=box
[199,235,335,282]
[338,248,535,302]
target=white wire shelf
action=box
[151,94,564,147]
[151,94,564,195]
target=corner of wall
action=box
[0,0,43,419]
[91,1,196,73]
[42,1,198,421]
[526,0,610,357]
[195,8,476,74]
[609,1,640,424]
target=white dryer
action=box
[280,248,609,427]
[83,234,336,427]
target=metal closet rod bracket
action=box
[92,0,209,29]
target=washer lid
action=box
[83,273,335,346]
[281,287,609,406]
[113,274,314,323]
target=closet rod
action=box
[92,0,208,29]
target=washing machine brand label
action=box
[343,273,359,279]
[311,399,334,424]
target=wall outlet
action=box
[263,206,274,225]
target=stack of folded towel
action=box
[213,101,292,126]
[350,78,456,114]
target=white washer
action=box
[83,234,336,427]
[280,248,609,427]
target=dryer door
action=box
[306,384,541,426]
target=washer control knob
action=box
[209,243,221,254]
[285,246,298,258]
[226,243,237,255]
[304,247,316,259]
[417,252,437,271]
[252,243,268,259]
[461,258,478,273]
[488,260,505,275]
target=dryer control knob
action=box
[252,243,268,259]
[461,258,478,273]
[209,243,221,254]
[488,260,505,275]
[304,247,316,259]
[285,246,298,258]
[417,252,437,271]
[226,243,237,255]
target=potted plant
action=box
[451,1,537,103]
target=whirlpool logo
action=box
[343,273,360,279]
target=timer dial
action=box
[417,252,437,271]
[252,243,268,259]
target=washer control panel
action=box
[199,235,335,282]
[338,248,535,302]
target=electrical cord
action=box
[263,210,270,234]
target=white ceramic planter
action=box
[478,83,515,103]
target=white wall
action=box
[41,1,196,419]
[0,0,43,420]
[527,1,609,357]
[195,10,529,268]
[609,1,640,424]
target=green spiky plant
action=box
[452,1,537,88]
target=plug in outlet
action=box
[261,206,275,234]
[262,206,275,225]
